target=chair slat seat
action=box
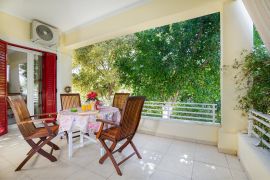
[100,127,121,141]
[26,125,59,140]
[43,117,57,124]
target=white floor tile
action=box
[192,161,232,180]
[230,170,249,180]
[108,161,154,180]
[133,133,153,148]
[0,163,32,180]
[0,145,31,166]
[150,170,191,180]
[86,159,115,178]
[65,169,105,180]
[195,144,228,167]
[142,136,173,154]
[60,143,100,167]
[167,140,196,159]
[226,155,245,172]
[123,147,164,166]
[0,128,250,180]
[0,155,14,169]
[157,154,193,178]
[24,161,80,180]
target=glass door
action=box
[7,46,43,124]
[33,54,43,115]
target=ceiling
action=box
[0,0,148,31]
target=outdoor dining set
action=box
[7,92,146,176]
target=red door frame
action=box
[0,40,57,136]
[0,40,7,135]
[42,52,57,114]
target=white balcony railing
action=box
[248,110,270,149]
[142,101,218,123]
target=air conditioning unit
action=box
[31,20,59,47]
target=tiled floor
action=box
[0,126,249,180]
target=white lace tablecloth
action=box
[57,106,121,134]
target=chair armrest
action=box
[30,112,57,118]
[19,118,54,135]
[96,119,119,126]
[95,119,119,139]
[19,119,42,125]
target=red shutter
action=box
[0,40,7,135]
[42,52,57,113]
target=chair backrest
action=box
[60,93,81,110]
[7,96,36,138]
[112,93,130,112]
[119,96,145,138]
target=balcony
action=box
[0,125,248,180]
[0,0,269,179]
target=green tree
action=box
[115,13,220,103]
[73,39,124,101]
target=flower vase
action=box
[95,103,99,110]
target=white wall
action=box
[56,52,73,111]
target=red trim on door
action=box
[0,40,8,135]
[42,52,57,114]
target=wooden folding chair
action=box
[96,96,145,176]
[112,93,130,114]
[7,96,60,171]
[60,93,82,141]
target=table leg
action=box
[99,142,105,157]
[80,131,84,147]
[68,131,73,159]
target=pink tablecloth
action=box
[57,106,121,134]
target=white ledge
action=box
[142,116,221,127]
[238,133,270,180]
[139,116,220,145]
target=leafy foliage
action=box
[73,39,123,101]
[73,13,221,106]
[234,45,270,114]
[115,13,220,103]
[254,27,264,48]
[233,28,270,149]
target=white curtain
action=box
[242,0,270,51]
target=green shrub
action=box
[234,46,270,114]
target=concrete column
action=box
[56,51,73,111]
[218,0,253,154]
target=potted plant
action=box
[86,91,101,110]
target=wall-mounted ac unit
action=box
[31,20,59,47]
